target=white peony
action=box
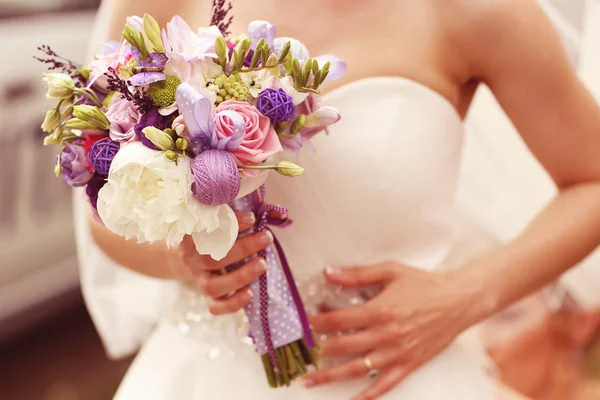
[97,142,238,260]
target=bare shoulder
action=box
[442,0,566,77]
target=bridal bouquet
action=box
[35,1,345,388]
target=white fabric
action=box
[111,77,495,399]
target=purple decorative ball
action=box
[190,150,241,206]
[256,88,296,124]
[88,138,120,176]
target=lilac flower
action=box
[134,108,172,150]
[248,21,276,49]
[175,83,245,154]
[129,48,168,87]
[59,143,94,187]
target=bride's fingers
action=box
[206,287,254,315]
[303,347,408,388]
[235,211,256,232]
[309,305,393,333]
[353,365,411,400]
[303,356,370,388]
[193,258,267,298]
[321,326,398,357]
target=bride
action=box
[78,0,600,399]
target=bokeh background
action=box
[1,0,599,399]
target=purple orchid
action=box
[129,48,168,86]
[176,83,245,154]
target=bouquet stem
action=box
[229,186,320,388]
[261,332,321,388]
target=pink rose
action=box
[106,96,140,144]
[212,101,282,166]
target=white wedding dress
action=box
[76,76,495,399]
[75,0,600,399]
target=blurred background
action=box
[1,0,600,399]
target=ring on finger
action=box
[363,356,379,378]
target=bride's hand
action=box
[303,263,483,400]
[175,211,274,315]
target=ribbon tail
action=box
[271,232,315,349]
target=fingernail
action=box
[325,265,342,275]
[260,230,274,245]
[243,289,254,301]
[241,212,255,225]
[253,258,267,274]
[302,378,315,388]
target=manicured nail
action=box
[260,230,274,245]
[325,265,341,275]
[241,212,255,225]
[302,378,315,388]
[253,258,267,274]
[243,289,254,301]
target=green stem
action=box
[238,164,278,170]
[74,88,102,108]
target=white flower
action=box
[239,70,271,98]
[158,52,221,115]
[97,142,238,260]
[161,16,222,61]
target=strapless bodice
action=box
[269,77,464,281]
[170,77,466,359]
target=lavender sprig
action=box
[105,67,154,114]
[210,0,234,37]
[34,45,85,86]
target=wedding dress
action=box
[76,76,496,399]
[75,0,599,399]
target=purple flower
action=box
[86,174,107,210]
[59,143,94,187]
[134,108,172,150]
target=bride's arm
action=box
[457,0,600,324]
[304,0,600,398]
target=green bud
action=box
[64,118,97,130]
[165,150,179,161]
[303,59,313,86]
[73,105,110,130]
[122,26,148,58]
[43,130,62,146]
[54,159,62,178]
[277,41,291,64]
[80,67,92,80]
[164,128,177,139]
[41,108,60,133]
[43,73,75,100]
[275,161,304,177]
[320,61,331,84]
[251,39,265,68]
[312,70,323,90]
[142,126,175,151]
[215,36,228,70]
[290,114,306,135]
[292,59,302,79]
[143,14,164,52]
[175,138,189,151]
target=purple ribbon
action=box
[251,186,315,370]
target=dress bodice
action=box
[269,77,464,283]
[170,77,466,358]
